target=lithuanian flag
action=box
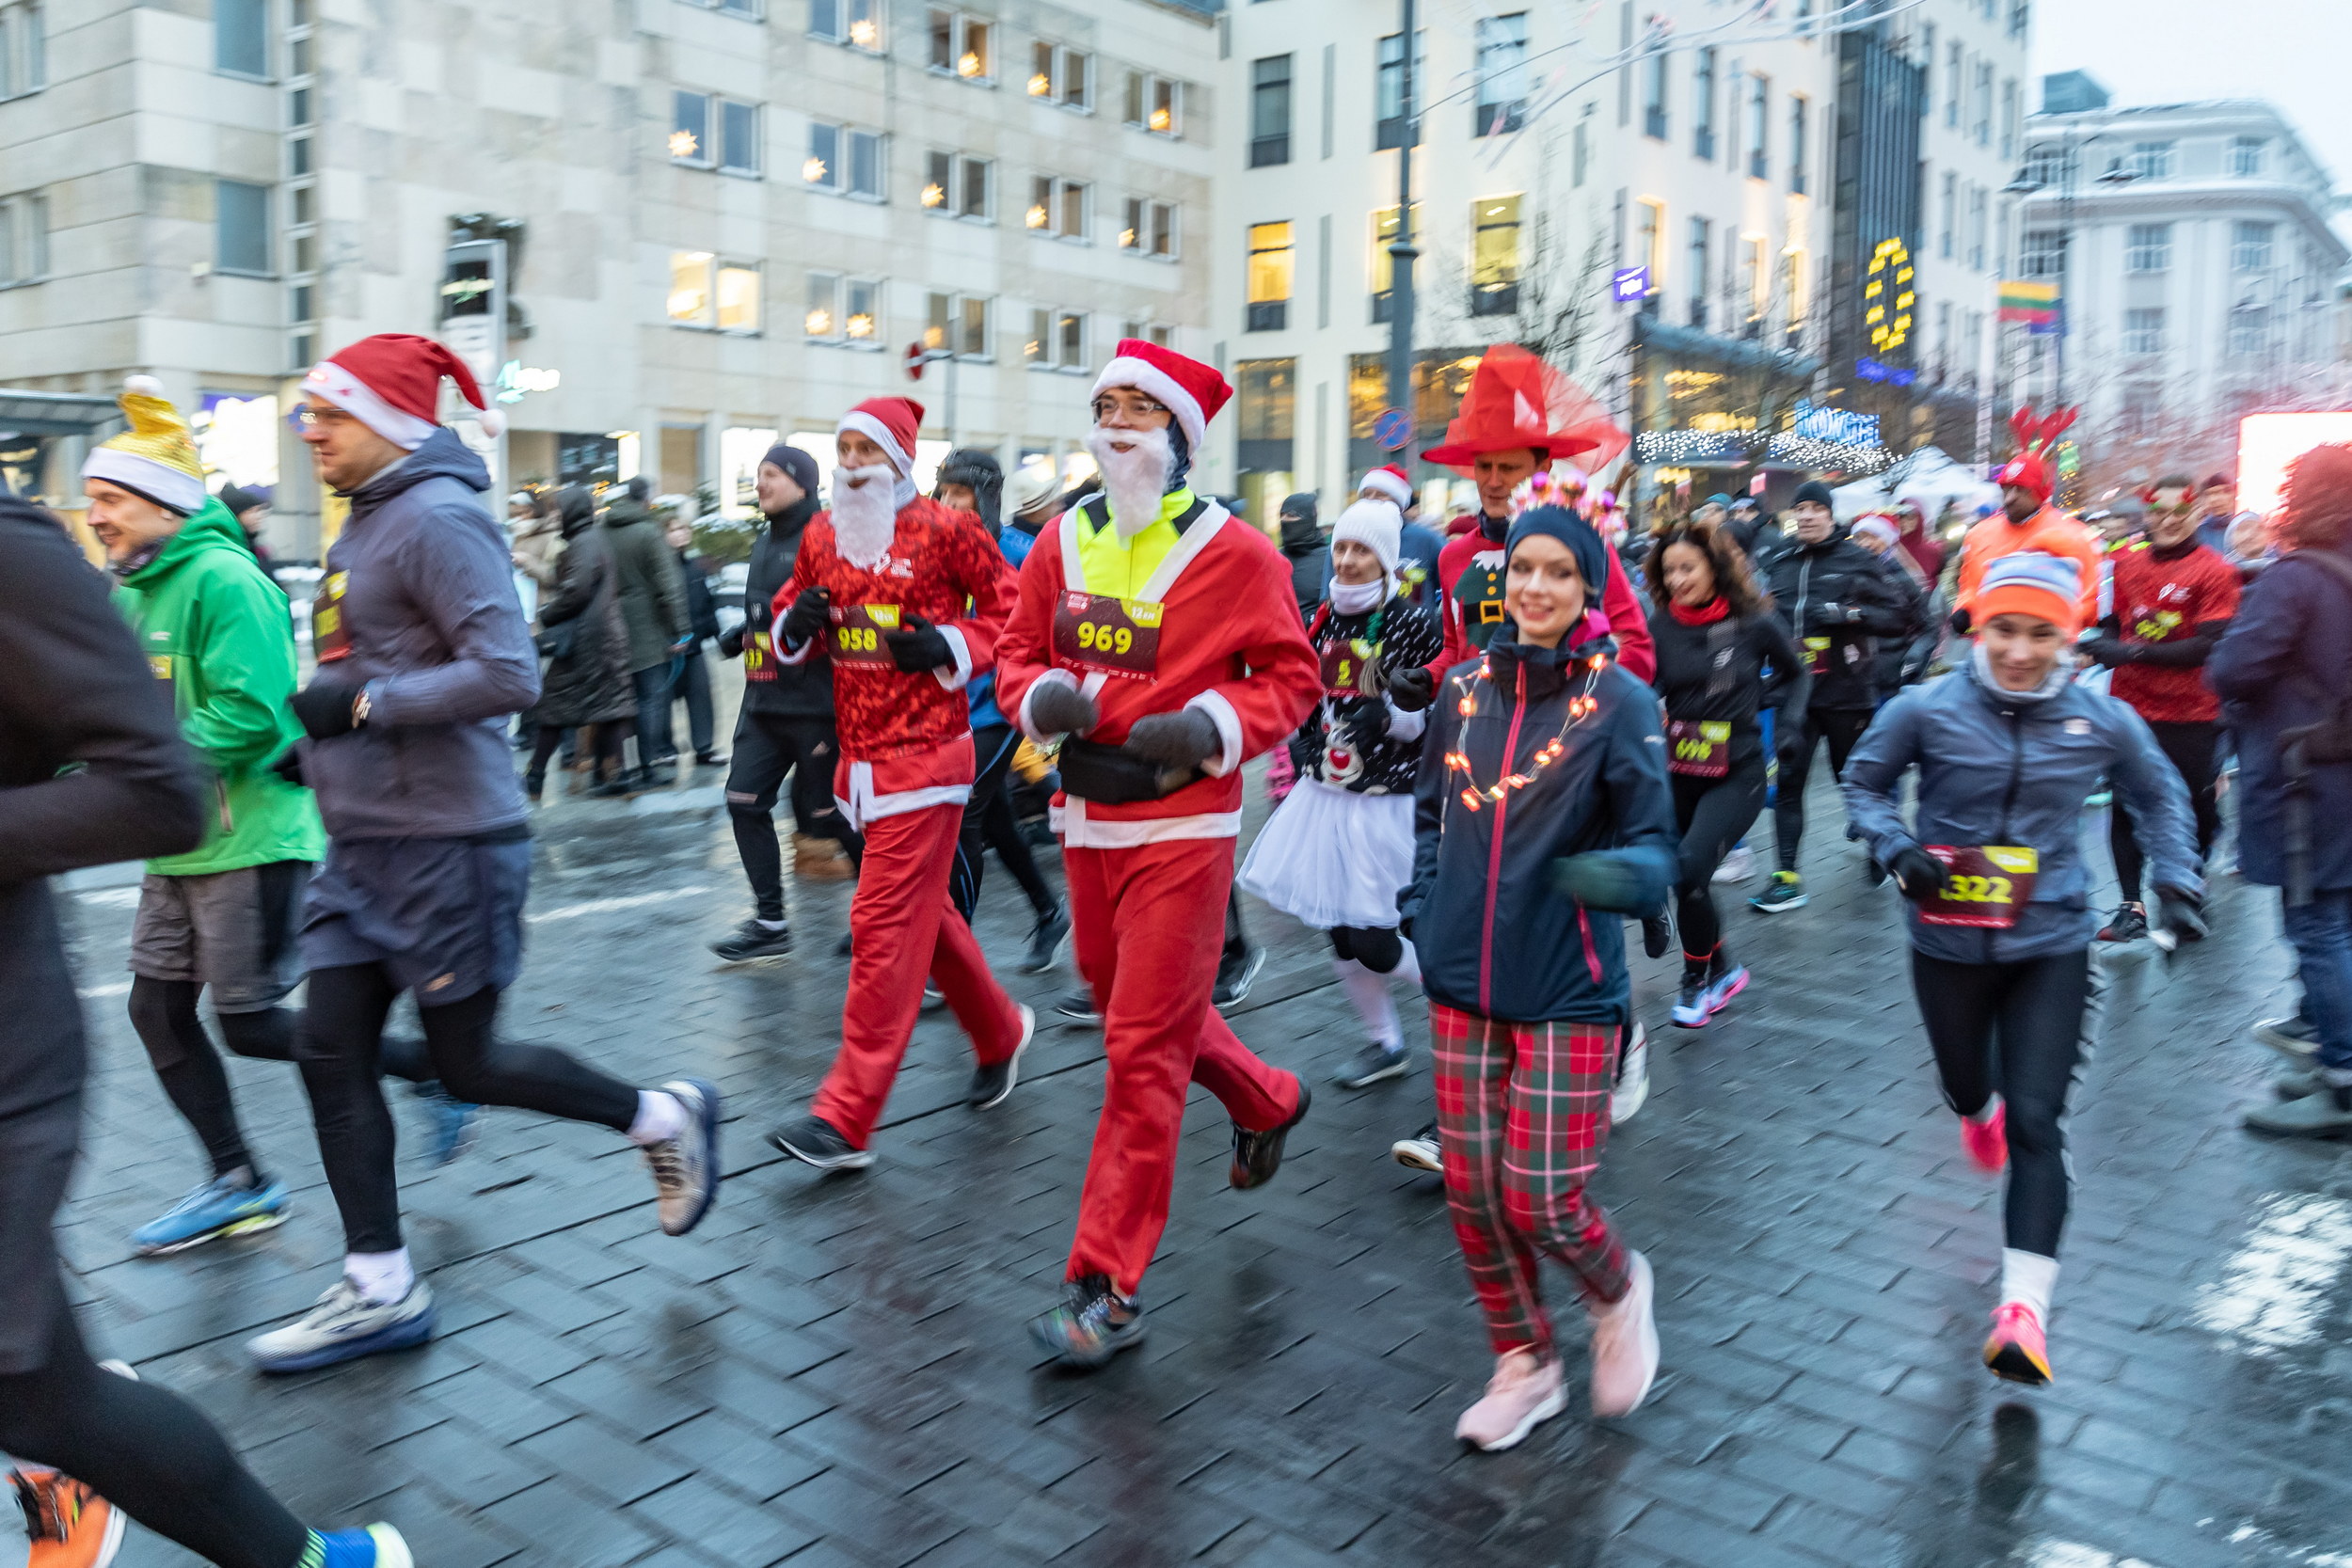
[1998,280,2059,327]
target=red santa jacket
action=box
[995,495,1319,847]
[1430,514,1657,683]
[776,496,1013,828]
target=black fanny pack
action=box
[1056,737,1200,804]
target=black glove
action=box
[290,674,363,740]
[1808,600,1861,631]
[2080,636,2138,669]
[1123,708,1223,769]
[885,611,954,674]
[1336,696,1390,747]
[779,586,832,647]
[269,746,305,787]
[1549,853,1651,914]
[1947,605,1973,636]
[718,625,745,658]
[2156,885,2208,943]
[1888,845,1952,904]
[1385,664,1436,713]
[1027,681,1098,736]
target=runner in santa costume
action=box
[1422,345,1654,684]
[765,397,1033,1171]
[994,341,1321,1367]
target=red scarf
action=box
[1667,595,1731,626]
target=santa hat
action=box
[1975,552,2085,635]
[1421,343,1616,470]
[1850,515,1900,550]
[1358,464,1414,510]
[1993,451,2055,502]
[837,396,923,477]
[83,377,208,515]
[1089,339,1231,453]
[1330,499,1403,579]
[302,334,503,449]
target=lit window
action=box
[804,123,835,188]
[805,272,838,338]
[1025,307,1050,364]
[1369,203,1420,321]
[1120,198,1177,258]
[810,0,880,49]
[1470,195,1521,317]
[1057,309,1085,369]
[923,152,990,219]
[672,91,711,165]
[924,292,992,357]
[808,123,882,198]
[1123,71,1182,136]
[1246,221,1293,331]
[716,262,759,332]
[845,278,877,341]
[669,250,715,325]
[927,9,990,80]
[1028,176,1086,239]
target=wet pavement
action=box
[44,679,2351,1568]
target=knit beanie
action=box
[1790,480,1837,512]
[83,378,207,515]
[758,442,820,508]
[1329,499,1402,578]
[1974,551,2085,635]
[1503,504,1608,596]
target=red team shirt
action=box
[2107,539,2238,723]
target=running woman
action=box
[1642,517,1811,1028]
[1843,552,2201,1386]
[256,335,723,1375]
[1239,499,1443,1088]
[1402,505,1677,1448]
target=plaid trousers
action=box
[1431,1003,1632,1357]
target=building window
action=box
[1250,55,1293,166]
[1635,198,1665,295]
[1473,13,1527,137]
[1369,204,1418,322]
[2122,307,2165,356]
[1972,60,1992,146]
[1247,221,1293,331]
[2022,146,2064,187]
[803,271,837,337]
[806,123,882,199]
[1788,95,1807,193]
[1028,41,1089,109]
[0,190,47,285]
[927,9,992,81]
[215,0,267,78]
[2021,228,2062,277]
[922,151,991,219]
[1939,170,1956,261]
[1642,49,1668,140]
[1120,198,1178,259]
[2009,0,2029,38]
[671,95,761,174]
[1945,41,1961,128]
[924,292,991,357]
[1375,32,1420,150]
[1967,185,1987,271]
[2231,135,2268,177]
[716,261,760,331]
[672,91,711,165]
[1026,176,1088,239]
[1999,79,2018,160]
[1783,245,1807,339]
[1744,74,1768,179]
[1470,194,1521,317]
[668,253,760,331]
[1692,48,1716,160]
[2129,141,2174,180]
[2233,219,2276,272]
[1028,309,1087,369]
[1235,358,1295,470]
[1119,321,1173,350]
[1741,234,1767,326]
[720,100,760,173]
[1123,71,1182,137]
[1686,216,1709,328]
[1572,119,1589,187]
[2125,222,2171,273]
[0,3,44,100]
[809,0,880,50]
[2228,306,2267,358]
[215,179,272,277]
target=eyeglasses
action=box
[285,404,359,431]
[1090,393,1169,421]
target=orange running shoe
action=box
[1982,1302,2052,1386]
[10,1466,125,1567]
[1961,1099,2008,1174]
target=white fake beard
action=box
[1085,424,1175,543]
[830,465,899,569]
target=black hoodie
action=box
[1754,524,1915,710]
[726,497,835,719]
[1278,492,1326,624]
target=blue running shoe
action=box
[247,1279,436,1374]
[309,1523,414,1567]
[646,1078,723,1236]
[411,1081,480,1166]
[131,1176,290,1256]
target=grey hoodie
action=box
[301,429,540,840]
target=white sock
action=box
[1332,958,1403,1051]
[628,1088,688,1147]
[2000,1247,2058,1323]
[1391,937,1422,989]
[345,1248,414,1306]
[1966,1093,2004,1125]
[755,917,787,932]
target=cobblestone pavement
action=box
[41,715,2350,1568]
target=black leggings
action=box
[129,978,436,1181]
[1774,705,1873,870]
[528,721,627,784]
[951,723,1057,922]
[2111,718,2220,902]
[725,711,860,923]
[0,1273,309,1568]
[1329,924,1405,974]
[296,965,640,1254]
[1671,756,1768,971]
[1911,947,2096,1258]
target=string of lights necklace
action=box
[1442,648,1610,812]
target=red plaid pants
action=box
[1431,1004,1631,1356]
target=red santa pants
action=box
[1063,836,1302,1296]
[812,802,1025,1148]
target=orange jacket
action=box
[1956,506,2101,623]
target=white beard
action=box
[830,464,900,569]
[1085,425,1175,543]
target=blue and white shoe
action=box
[1705,962,1750,1016]
[247,1278,436,1374]
[131,1175,290,1256]
[647,1078,723,1237]
[411,1081,481,1166]
[310,1523,415,1567]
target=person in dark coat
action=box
[1277,491,1326,624]
[664,513,725,768]
[602,475,688,776]
[526,485,636,797]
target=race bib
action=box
[1665,720,1731,778]
[743,629,774,681]
[1918,845,2041,928]
[312,571,352,663]
[1320,638,1377,697]
[1052,591,1161,679]
[1804,635,1831,676]
[829,603,899,665]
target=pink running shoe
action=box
[1982,1301,2052,1386]
[1961,1099,2008,1174]
[1454,1348,1565,1450]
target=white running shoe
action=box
[1611,1023,1650,1125]
[1711,845,1756,884]
[1454,1348,1565,1450]
[646,1078,723,1236]
[247,1278,437,1374]
[1391,1123,1442,1173]
[1588,1250,1660,1417]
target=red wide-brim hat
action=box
[1421,344,1622,471]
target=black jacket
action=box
[1288,590,1444,795]
[1279,501,1327,626]
[1754,528,1914,710]
[676,548,723,643]
[0,499,206,1123]
[1644,603,1812,771]
[722,499,835,720]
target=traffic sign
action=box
[1373,407,1414,451]
[905,342,927,382]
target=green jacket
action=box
[112,498,326,876]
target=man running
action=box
[251,335,721,1374]
[996,340,1321,1367]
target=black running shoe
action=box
[967,1006,1034,1109]
[768,1115,874,1171]
[711,918,793,962]
[1231,1082,1311,1189]
[2095,903,2148,943]
[1391,1121,1441,1173]
[1213,946,1266,1008]
[1640,913,1671,959]
[1051,990,1102,1026]
[1023,902,1072,973]
[1332,1042,1407,1089]
[1029,1274,1145,1369]
[834,928,853,957]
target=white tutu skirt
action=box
[1238,777,1416,930]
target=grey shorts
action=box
[129,860,311,1013]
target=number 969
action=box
[1076,621,1133,656]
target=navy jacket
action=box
[2207,542,2352,891]
[1403,636,1677,1024]
[1842,661,2199,963]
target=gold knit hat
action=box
[83,375,210,515]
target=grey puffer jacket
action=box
[1841,657,2199,963]
[298,429,540,840]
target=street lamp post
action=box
[1385,0,1419,462]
